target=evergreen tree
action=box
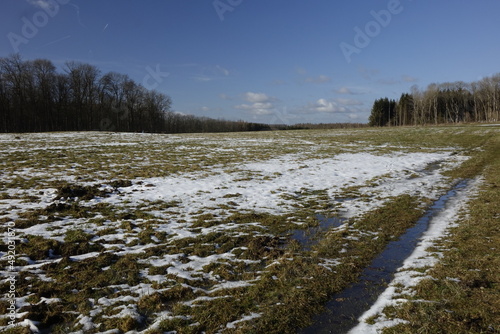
[372,73,500,127]
[369,98,396,126]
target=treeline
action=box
[369,74,500,126]
[0,54,271,133]
[281,123,368,130]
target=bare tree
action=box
[65,61,101,130]
[0,55,281,134]
[30,59,57,131]
[0,54,32,131]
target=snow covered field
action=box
[0,128,488,333]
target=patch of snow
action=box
[225,312,261,329]
[349,177,482,334]
[70,252,101,261]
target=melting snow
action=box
[349,177,481,333]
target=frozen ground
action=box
[349,177,482,333]
[0,130,478,333]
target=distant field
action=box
[0,126,498,333]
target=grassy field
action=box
[378,129,500,334]
[0,125,498,333]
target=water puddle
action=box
[291,214,346,251]
[298,179,470,334]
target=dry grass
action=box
[1,126,499,333]
[381,134,500,334]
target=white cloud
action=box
[301,99,346,114]
[235,92,278,116]
[195,76,212,82]
[295,66,332,84]
[336,87,353,94]
[334,98,363,106]
[216,65,230,76]
[304,75,332,84]
[316,99,345,113]
[297,97,367,115]
[335,87,366,95]
[192,64,231,82]
[235,102,275,115]
[375,75,418,85]
[219,93,232,100]
[242,92,276,103]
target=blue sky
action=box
[1,0,500,124]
